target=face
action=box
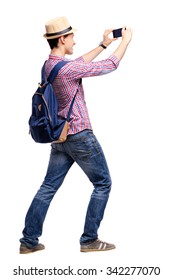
[64,33,75,55]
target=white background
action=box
[0,0,173,279]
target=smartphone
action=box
[112,28,123,38]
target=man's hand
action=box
[122,27,133,45]
[102,29,117,47]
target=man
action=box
[20,16,132,253]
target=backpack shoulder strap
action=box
[48,61,69,83]
[41,60,69,84]
[66,91,77,122]
[41,60,79,122]
[66,80,82,121]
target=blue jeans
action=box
[20,130,112,247]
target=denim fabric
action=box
[20,129,112,247]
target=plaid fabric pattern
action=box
[45,54,119,135]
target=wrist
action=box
[102,41,111,47]
[121,38,130,46]
[99,42,107,49]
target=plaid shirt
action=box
[45,54,119,135]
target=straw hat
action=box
[43,16,77,39]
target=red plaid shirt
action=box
[45,54,119,135]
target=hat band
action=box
[46,26,72,37]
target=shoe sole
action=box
[20,249,44,254]
[20,245,45,254]
[80,246,116,252]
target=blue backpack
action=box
[29,61,76,143]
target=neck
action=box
[50,47,65,57]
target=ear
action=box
[59,36,66,45]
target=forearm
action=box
[82,45,105,63]
[82,29,113,63]
[113,40,129,62]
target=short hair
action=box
[47,38,59,49]
[47,34,70,50]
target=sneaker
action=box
[19,243,45,254]
[80,239,116,252]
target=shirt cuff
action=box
[108,54,120,69]
[75,56,85,62]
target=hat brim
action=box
[43,28,77,39]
